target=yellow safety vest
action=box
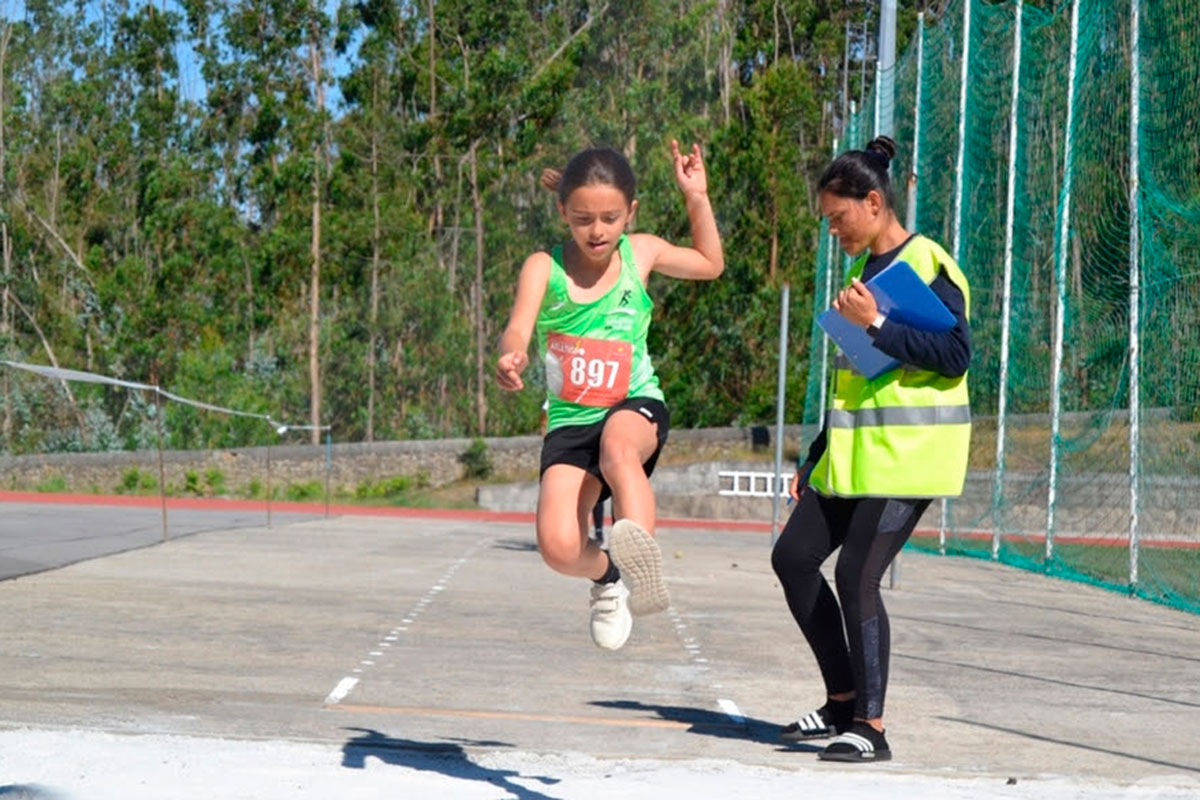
[808,235,972,498]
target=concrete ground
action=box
[0,507,1197,797]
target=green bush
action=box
[458,437,492,480]
[205,467,226,495]
[355,475,414,500]
[35,473,68,493]
[284,480,324,502]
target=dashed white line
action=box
[324,677,359,705]
[323,537,491,707]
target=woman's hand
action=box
[832,277,879,327]
[790,462,815,502]
[671,140,708,200]
[496,351,529,392]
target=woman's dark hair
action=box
[539,147,637,206]
[817,136,898,209]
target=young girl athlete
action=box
[496,142,723,650]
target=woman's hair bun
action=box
[539,168,563,193]
[865,136,897,167]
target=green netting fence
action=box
[803,0,1200,615]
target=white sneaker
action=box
[608,519,670,616]
[589,579,632,650]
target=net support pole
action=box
[879,0,898,588]
[945,0,973,556]
[878,0,896,138]
[325,429,332,519]
[905,13,924,234]
[818,137,839,427]
[154,387,168,542]
[770,283,791,547]
[1128,0,1142,590]
[994,0,1024,561]
[1048,0,1081,565]
[266,438,273,530]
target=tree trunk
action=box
[366,71,382,443]
[469,140,487,435]
[428,0,446,275]
[308,29,325,443]
[1,20,11,448]
[719,0,732,125]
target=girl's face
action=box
[558,183,637,265]
[819,189,885,256]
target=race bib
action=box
[544,332,632,407]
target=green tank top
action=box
[535,234,664,431]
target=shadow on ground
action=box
[340,728,562,800]
[589,699,817,752]
[0,787,67,799]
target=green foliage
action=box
[34,473,68,493]
[458,437,493,480]
[0,0,874,451]
[117,467,158,494]
[284,480,324,502]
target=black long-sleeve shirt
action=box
[804,234,971,466]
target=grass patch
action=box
[909,532,1200,613]
[35,473,69,493]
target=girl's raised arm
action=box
[638,140,724,281]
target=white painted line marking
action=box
[325,677,359,705]
[718,698,745,725]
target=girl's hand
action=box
[671,140,708,199]
[496,351,529,392]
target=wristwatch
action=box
[866,312,887,338]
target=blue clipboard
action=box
[817,260,955,379]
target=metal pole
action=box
[878,0,897,138]
[266,438,273,530]
[770,284,791,546]
[819,136,840,428]
[1128,0,1142,590]
[154,387,168,542]
[945,0,973,555]
[325,428,332,519]
[994,0,1024,561]
[1048,0,1081,565]
[905,13,925,234]
[879,0,898,588]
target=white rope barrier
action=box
[2,360,329,432]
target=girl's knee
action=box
[598,438,641,477]
[537,528,583,574]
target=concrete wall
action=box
[0,424,814,498]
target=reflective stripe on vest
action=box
[827,404,972,428]
[809,234,972,499]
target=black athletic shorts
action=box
[539,397,670,502]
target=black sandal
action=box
[817,722,891,762]
[780,699,854,742]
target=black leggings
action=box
[771,492,930,721]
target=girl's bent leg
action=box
[537,465,608,580]
[597,408,660,532]
[599,408,669,615]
